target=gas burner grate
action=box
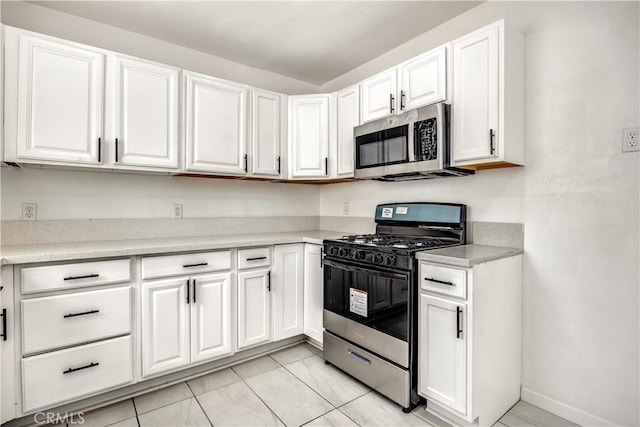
[338,234,455,250]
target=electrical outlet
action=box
[343,201,350,216]
[22,203,37,221]
[172,204,183,219]
[622,126,640,152]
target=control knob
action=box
[373,253,384,264]
[352,250,365,261]
[385,255,397,266]
[338,247,348,257]
[328,246,338,256]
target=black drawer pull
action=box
[183,262,208,268]
[424,277,455,286]
[347,349,371,366]
[246,256,267,261]
[63,361,99,375]
[1,308,6,341]
[63,309,99,319]
[64,274,99,281]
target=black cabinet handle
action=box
[1,308,6,341]
[97,137,102,163]
[246,256,267,261]
[64,274,99,281]
[192,278,196,303]
[63,309,99,319]
[456,306,463,339]
[183,262,208,268]
[115,138,119,162]
[63,362,99,375]
[186,278,190,304]
[400,90,405,111]
[267,271,271,292]
[390,93,395,114]
[325,157,328,176]
[244,154,248,173]
[277,156,281,174]
[424,277,455,286]
[489,129,495,155]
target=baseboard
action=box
[521,387,615,426]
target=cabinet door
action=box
[418,294,467,415]
[303,244,324,344]
[141,278,190,377]
[110,55,179,169]
[399,46,447,112]
[451,25,499,163]
[184,72,248,174]
[273,244,304,341]
[360,68,396,123]
[251,89,282,177]
[336,86,359,178]
[190,273,232,364]
[14,31,104,164]
[289,95,330,178]
[237,270,271,349]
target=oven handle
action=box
[347,349,372,366]
[322,259,408,281]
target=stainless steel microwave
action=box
[354,103,473,181]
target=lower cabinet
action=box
[272,244,304,341]
[237,269,272,349]
[303,244,324,343]
[141,273,232,377]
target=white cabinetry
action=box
[184,71,249,175]
[335,86,359,178]
[251,89,283,177]
[237,269,272,349]
[272,244,304,341]
[109,55,180,169]
[418,255,522,426]
[190,274,232,363]
[303,244,324,344]
[360,68,397,123]
[288,95,331,178]
[398,46,447,112]
[451,20,524,168]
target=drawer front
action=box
[237,247,271,270]
[22,335,133,412]
[420,263,467,299]
[21,259,131,294]
[141,250,231,279]
[22,287,131,355]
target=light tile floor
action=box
[68,344,577,427]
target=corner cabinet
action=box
[451,20,525,169]
[184,71,249,175]
[418,255,522,426]
[303,244,324,344]
[335,86,359,178]
[288,95,331,179]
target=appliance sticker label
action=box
[381,207,394,218]
[396,206,408,215]
[349,288,368,317]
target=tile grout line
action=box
[133,384,194,417]
[336,390,372,426]
[238,377,289,427]
[185,381,214,427]
[130,398,141,427]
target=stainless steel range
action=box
[322,202,467,412]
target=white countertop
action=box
[1,230,344,265]
[416,244,523,267]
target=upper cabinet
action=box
[184,71,249,175]
[108,55,180,169]
[251,89,283,177]
[288,95,331,179]
[360,68,397,123]
[335,85,360,178]
[451,20,525,168]
[4,28,105,165]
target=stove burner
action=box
[338,234,455,250]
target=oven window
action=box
[356,125,409,169]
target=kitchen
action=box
[0,1,638,427]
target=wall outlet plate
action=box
[172,204,183,219]
[343,201,350,216]
[22,203,37,221]
[622,126,639,152]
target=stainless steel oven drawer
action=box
[324,331,410,409]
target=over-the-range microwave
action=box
[353,103,473,181]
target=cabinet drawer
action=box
[22,335,133,412]
[21,259,131,294]
[237,247,271,270]
[141,250,231,279]
[420,263,467,299]
[22,287,131,354]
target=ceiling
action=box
[30,1,482,85]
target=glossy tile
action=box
[270,343,317,365]
[499,401,578,427]
[197,380,283,426]
[138,398,210,427]
[245,367,334,426]
[81,399,137,427]
[304,409,359,427]
[231,355,281,379]
[339,392,429,426]
[134,382,193,415]
[187,367,241,395]
[105,417,139,427]
[286,355,369,406]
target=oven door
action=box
[323,259,409,342]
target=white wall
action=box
[321,2,639,425]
